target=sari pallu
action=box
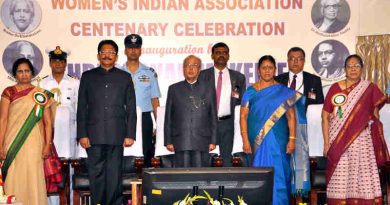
[1,86,54,205]
[242,84,304,205]
[326,80,389,183]
[324,80,389,204]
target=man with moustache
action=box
[164,55,217,168]
[9,0,36,33]
[275,47,324,108]
[41,46,79,205]
[199,42,246,167]
[77,40,136,205]
[316,42,344,79]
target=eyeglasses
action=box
[185,64,200,69]
[288,57,304,62]
[346,64,362,69]
[324,4,340,9]
[99,50,117,55]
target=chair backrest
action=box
[232,105,244,154]
[154,106,174,157]
[307,104,324,157]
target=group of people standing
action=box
[0,34,388,205]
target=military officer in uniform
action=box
[121,34,161,167]
[41,46,79,205]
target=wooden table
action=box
[130,179,142,205]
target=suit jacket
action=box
[77,67,137,145]
[198,67,246,117]
[275,71,324,107]
[164,80,217,152]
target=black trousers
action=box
[87,145,123,205]
[142,112,154,167]
[174,150,206,168]
[217,118,234,167]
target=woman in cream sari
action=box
[0,58,54,205]
[322,54,389,205]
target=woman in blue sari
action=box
[240,55,303,205]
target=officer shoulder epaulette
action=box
[67,74,79,80]
[149,67,158,78]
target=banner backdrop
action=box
[0,0,382,104]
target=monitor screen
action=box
[142,167,274,205]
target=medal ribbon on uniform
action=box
[33,91,49,118]
[331,93,347,119]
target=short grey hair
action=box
[10,0,35,17]
[183,55,202,68]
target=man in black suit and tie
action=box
[198,42,246,167]
[275,47,324,108]
[164,55,217,168]
[77,40,137,205]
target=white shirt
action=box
[214,67,231,117]
[41,74,80,158]
[288,71,304,94]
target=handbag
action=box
[43,144,63,193]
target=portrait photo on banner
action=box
[311,0,350,34]
[311,39,349,80]
[2,40,43,77]
[0,0,42,34]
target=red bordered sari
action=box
[323,80,389,205]
[1,86,54,205]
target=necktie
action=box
[290,74,297,90]
[216,71,223,112]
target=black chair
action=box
[71,156,144,205]
[310,157,327,205]
[47,158,71,205]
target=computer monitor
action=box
[142,167,274,205]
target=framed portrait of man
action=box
[1,0,42,34]
[2,40,44,77]
[311,40,350,80]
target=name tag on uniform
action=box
[138,75,150,83]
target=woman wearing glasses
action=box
[322,54,389,204]
[314,0,348,33]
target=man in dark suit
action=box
[275,47,324,108]
[164,55,217,168]
[77,39,136,205]
[198,42,246,167]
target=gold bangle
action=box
[289,137,296,140]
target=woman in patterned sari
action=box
[0,58,54,205]
[240,55,303,205]
[322,54,389,205]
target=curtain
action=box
[356,35,390,93]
